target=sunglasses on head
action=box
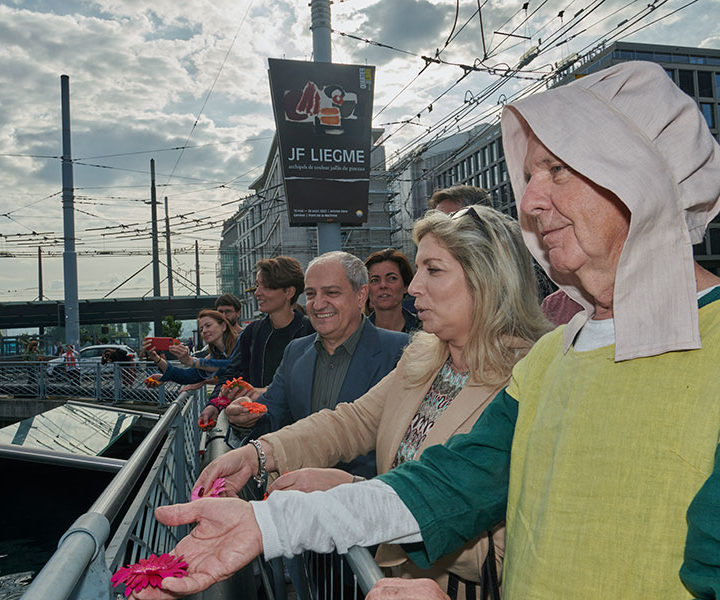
[449,206,488,235]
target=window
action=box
[693,240,706,256]
[655,53,672,63]
[690,56,707,65]
[710,227,720,255]
[716,74,720,94]
[673,54,690,64]
[678,70,695,96]
[698,71,712,97]
[498,140,504,158]
[664,68,674,80]
[700,103,715,129]
[500,160,508,183]
[491,143,498,163]
[481,146,488,167]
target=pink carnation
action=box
[190,477,226,501]
[111,553,188,597]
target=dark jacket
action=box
[234,310,315,387]
[251,320,409,478]
[369,307,421,334]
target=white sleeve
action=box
[251,478,423,559]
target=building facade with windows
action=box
[389,40,720,270]
[217,130,394,321]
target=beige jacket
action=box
[261,354,506,583]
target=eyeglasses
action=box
[449,206,488,235]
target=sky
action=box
[0,0,718,318]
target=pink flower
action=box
[190,477,226,501]
[111,553,188,597]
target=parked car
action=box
[46,344,138,376]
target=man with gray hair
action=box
[227,250,408,479]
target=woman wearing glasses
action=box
[190,205,550,598]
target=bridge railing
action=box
[20,386,205,600]
[18,387,383,600]
[0,360,182,404]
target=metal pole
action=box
[164,196,174,297]
[311,0,342,255]
[60,75,80,348]
[195,240,200,295]
[38,246,45,342]
[150,159,162,334]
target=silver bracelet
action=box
[249,439,267,487]
[352,475,366,484]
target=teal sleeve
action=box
[378,388,517,568]
[681,443,720,599]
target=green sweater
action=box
[379,289,720,599]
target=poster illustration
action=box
[268,58,375,225]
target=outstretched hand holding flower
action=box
[112,554,188,597]
[128,497,263,599]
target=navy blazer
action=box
[254,320,408,478]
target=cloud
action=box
[0,0,716,308]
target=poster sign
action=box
[268,58,375,225]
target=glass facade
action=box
[396,41,720,270]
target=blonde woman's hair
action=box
[403,205,551,387]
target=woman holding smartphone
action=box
[143,309,239,390]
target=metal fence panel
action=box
[0,360,183,405]
[20,388,205,600]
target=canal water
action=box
[0,401,153,599]
[0,460,114,599]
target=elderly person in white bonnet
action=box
[128,61,720,600]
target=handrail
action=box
[90,393,186,521]
[0,444,126,472]
[345,546,384,595]
[21,390,193,600]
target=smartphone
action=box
[146,337,177,351]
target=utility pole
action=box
[38,247,45,342]
[164,196,174,297]
[311,0,342,255]
[60,74,80,348]
[195,240,200,295]
[150,159,162,334]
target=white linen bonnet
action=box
[502,61,720,360]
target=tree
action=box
[162,315,183,338]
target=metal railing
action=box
[223,418,384,600]
[18,389,383,600]
[21,386,205,600]
[0,360,182,404]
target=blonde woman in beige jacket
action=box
[195,206,551,597]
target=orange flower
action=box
[198,417,216,431]
[224,377,254,393]
[144,374,162,388]
[239,400,267,415]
